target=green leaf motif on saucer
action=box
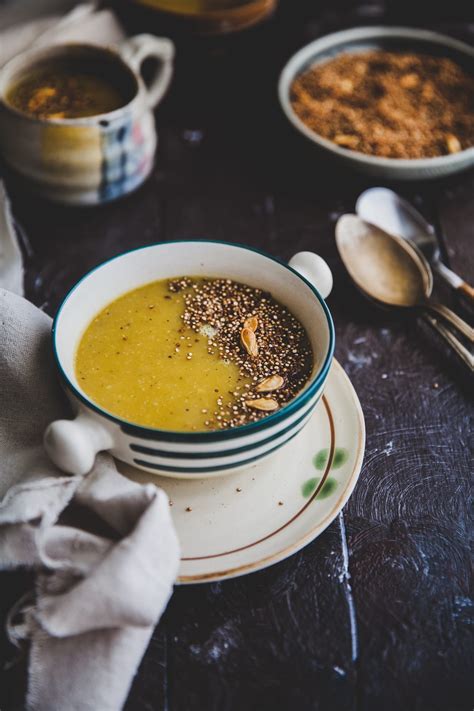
[313,447,348,470]
[301,476,338,499]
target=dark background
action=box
[1,1,473,709]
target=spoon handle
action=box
[434,261,474,302]
[426,303,474,343]
[423,315,473,370]
[458,282,474,301]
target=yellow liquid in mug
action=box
[75,279,250,431]
[7,67,125,119]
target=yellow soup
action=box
[76,279,251,431]
[76,276,313,432]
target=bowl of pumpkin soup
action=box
[44,241,334,478]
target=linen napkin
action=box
[0,286,180,710]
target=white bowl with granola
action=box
[278,26,474,179]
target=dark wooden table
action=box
[1,2,473,709]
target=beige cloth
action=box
[0,6,180,710]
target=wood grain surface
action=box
[1,1,473,710]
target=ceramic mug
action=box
[0,35,174,205]
[44,241,335,478]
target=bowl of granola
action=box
[278,26,474,179]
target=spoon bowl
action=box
[336,215,473,345]
[335,215,431,307]
[356,187,474,301]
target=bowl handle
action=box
[289,252,333,299]
[44,412,113,476]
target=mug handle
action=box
[44,412,113,476]
[289,252,333,299]
[119,34,175,110]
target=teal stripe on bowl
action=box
[133,425,304,473]
[128,404,315,458]
[120,385,320,443]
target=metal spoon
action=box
[335,215,474,356]
[423,313,473,370]
[356,187,474,301]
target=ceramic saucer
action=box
[119,359,365,583]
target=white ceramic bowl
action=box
[278,26,474,180]
[44,241,335,479]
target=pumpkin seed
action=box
[245,398,279,411]
[244,315,258,331]
[255,374,284,392]
[240,327,258,357]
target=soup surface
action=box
[7,65,126,119]
[75,277,313,432]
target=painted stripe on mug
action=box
[133,425,305,474]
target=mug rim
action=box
[52,239,335,442]
[0,42,143,126]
